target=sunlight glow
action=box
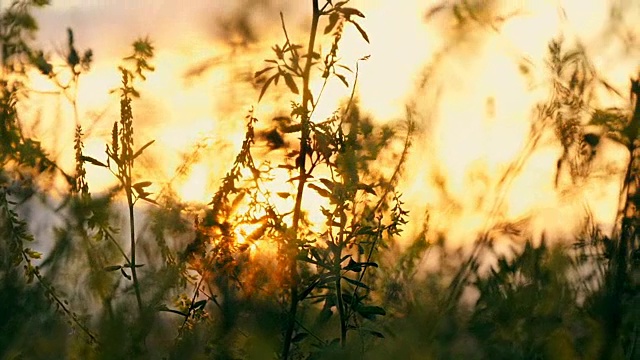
[25,0,640,250]
[234,221,263,254]
[178,163,210,203]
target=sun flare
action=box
[4,1,640,357]
[20,0,639,248]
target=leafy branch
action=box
[81,39,156,318]
[0,186,100,345]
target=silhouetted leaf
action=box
[341,293,355,305]
[325,12,340,34]
[104,265,122,272]
[283,72,299,94]
[132,140,155,159]
[342,276,370,289]
[259,74,277,101]
[255,66,275,78]
[122,263,145,268]
[282,124,302,133]
[349,20,369,43]
[157,305,188,317]
[340,7,365,18]
[32,50,52,75]
[81,156,108,167]
[299,281,319,301]
[308,183,331,198]
[272,44,284,59]
[120,267,131,280]
[343,259,377,272]
[335,73,348,87]
[133,181,152,190]
[193,300,207,310]
[343,258,362,272]
[287,44,304,51]
[278,164,295,170]
[137,190,151,198]
[357,226,375,235]
[357,182,376,195]
[140,197,159,206]
[288,173,312,183]
[301,51,321,59]
[337,64,353,73]
[310,248,324,262]
[319,178,335,190]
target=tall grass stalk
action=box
[281,1,321,357]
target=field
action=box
[1,1,639,359]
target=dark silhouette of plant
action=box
[254,1,412,358]
[0,2,103,354]
[168,1,414,359]
[3,1,639,359]
[595,76,640,359]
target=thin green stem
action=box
[328,157,352,346]
[282,1,321,359]
[126,179,144,315]
[24,251,100,345]
[0,189,100,345]
[601,77,640,359]
[336,208,348,347]
[335,273,347,345]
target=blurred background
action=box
[1,1,639,358]
[18,0,638,251]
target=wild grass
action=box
[0,0,639,359]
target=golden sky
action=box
[21,0,640,249]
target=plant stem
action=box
[335,271,347,345]
[123,144,142,316]
[336,199,348,346]
[602,77,640,359]
[127,177,143,315]
[282,1,320,359]
[335,217,347,347]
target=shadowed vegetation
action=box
[1,1,639,359]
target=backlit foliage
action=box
[0,1,639,359]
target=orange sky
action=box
[19,0,640,249]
